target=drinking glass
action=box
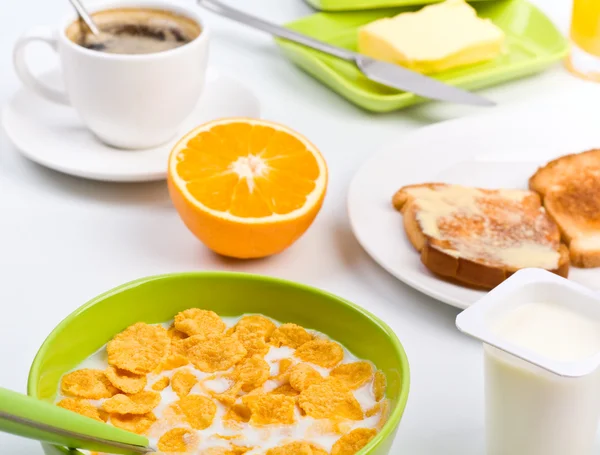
[566,0,600,81]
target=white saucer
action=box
[348,93,600,309]
[2,68,261,182]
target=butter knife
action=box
[198,0,495,107]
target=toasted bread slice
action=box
[530,149,600,267]
[392,183,569,289]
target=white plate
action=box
[348,94,600,309]
[2,68,261,182]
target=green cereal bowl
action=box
[27,272,410,455]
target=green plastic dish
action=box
[277,0,568,112]
[305,0,490,13]
[28,272,410,455]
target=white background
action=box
[0,0,595,453]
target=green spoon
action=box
[0,387,155,454]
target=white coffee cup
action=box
[13,1,209,149]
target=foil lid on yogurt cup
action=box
[456,268,600,378]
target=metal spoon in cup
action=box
[68,0,101,35]
[67,0,119,52]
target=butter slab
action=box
[358,0,505,74]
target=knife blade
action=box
[356,56,495,107]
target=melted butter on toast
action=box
[403,184,561,270]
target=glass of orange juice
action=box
[567,0,600,81]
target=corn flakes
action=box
[229,445,253,455]
[98,409,109,422]
[270,383,299,397]
[298,379,363,420]
[215,434,243,441]
[158,355,190,373]
[266,441,328,455]
[174,308,226,338]
[365,402,381,418]
[60,369,118,399]
[295,339,344,368]
[279,358,293,375]
[110,412,156,434]
[185,335,247,372]
[157,428,198,452]
[231,355,270,392]
[242,394,296,425]
[156,338,190,373]
[330,361,373,390]
[266,442,312,455]
[210,385,241,407]
[105,366,147,394]
[202,448,230,455]
[55,314,384,455]
[223,403,251,423]
[102,390,161,415]
[203,446,252,455]
[331,428,377,455]
[270,323,313,348]
[372,370,386,402]
[107,322,170,375]
[157,402,189,431]
[174,394,217,430]
[306,419,351,437]
[168,325,189,341]
[223,421,243,431]
[212,448,239,455]
[57,398,106,422]
[172,369,198,398]
[377,400,390,430]
[245,386,267,397]
[152,376,170,391]
[233,315,276,340]
[365,399,390,425]
[234,330,270,358]
[289,364,323,392]
[310,445,329,455]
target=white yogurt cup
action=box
[484,345,600,455]
[457,269,600,455]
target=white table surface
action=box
[0,0,597,453]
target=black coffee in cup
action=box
[66,8,202,55]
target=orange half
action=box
[168,118,328,258]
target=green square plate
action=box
[305,0,489,12]
[276,0,568,112]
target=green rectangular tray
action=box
[276,0,568,112]
[305,0,490,12]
